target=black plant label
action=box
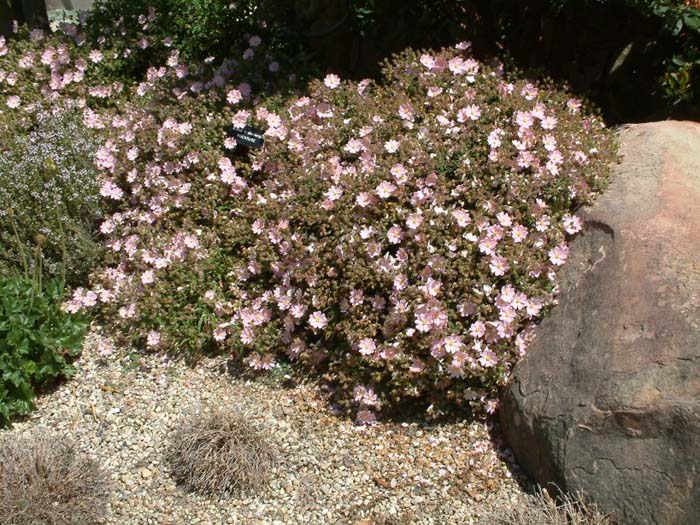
[228,125,265,150]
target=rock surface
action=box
[500,121,700,525]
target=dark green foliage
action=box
[0,276,90,426]
[299,0,699,119]
[85,0,312,82]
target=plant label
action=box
[229,125,265,150]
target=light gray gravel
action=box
[3,326,530,525]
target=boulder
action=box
[499,121,700,525]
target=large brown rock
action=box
[500,121,700,525]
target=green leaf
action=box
[674,18,684,35]
[683,14,700,31]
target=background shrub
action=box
[0,430,111,525]
[84,0,316,84]
[0,108,103,285]
[285,0,700,121]
[0,274,89,427]
[166,407,276,496]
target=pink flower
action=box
[567,98,582,113]
[231,110,250,129]
[324,74,341,89]
[355,192,373,208]
[548,243,569,266]
[420,54,436,69]
[99,181,123,200]
[354,385,381,407]
[541,115,558,130]
[248,353,276,370]
[89,49,103,63]
[521,83,538,100]
[487,128,504,148]
[562,214,583,234]
[344,289,364,310]
[391,163,409,184]
[496,212,512,227]
[485,399,499,414]
[452,209,472,228]
[535,215,551,232]
[227,89,242,104]
[387,225,403,244]
[358,338,376,356]
[6,96,20,109]
[141,270,155,285]
[309,311,328,329]
[344,139,364,154]
[478,236,498,255]
[184,234,200,249]
[406,213,423,230]
[458,105,481,122]
[489,255,509,276]
[375,181,396,199]
[443,335,463,354]
[384,140,400,153]
[511,224,528,243]
[515,111,534,129]
[146,330,161,347]
[479,347,498,367]
[398,103,413,120]
[422,278,441,297]
[393,274,408,291]
[357,79,371,95]
[95,147,117,172]
[469,321,486,339]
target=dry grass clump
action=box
[0,430,111,525]
[483,486,614,525]
[166,407,276,496]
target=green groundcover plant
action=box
[0,274,90,427]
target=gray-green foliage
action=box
[0,108,103,285]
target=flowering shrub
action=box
[0,108,102,285]
[60,20,298,356]
[76,40,616,422]
[0,25,123,135]
[0,4,299,282]
[225,47,616,420]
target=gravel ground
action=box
[4,326,531,525]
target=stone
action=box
[500,121,700,525]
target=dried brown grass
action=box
[483,485,615,525]
[165,407,276,496]
[0,430,111,525]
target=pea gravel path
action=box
[4,326,531,525]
